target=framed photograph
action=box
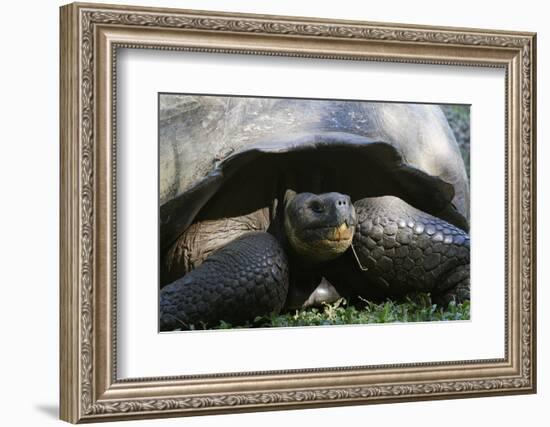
[60,2,536,423]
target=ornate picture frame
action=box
[60,2,536,423]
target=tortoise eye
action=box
[310,201,324,213]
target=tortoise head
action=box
[284,190,356,263]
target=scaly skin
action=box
[350,196,470,304]
[160,232,289,330]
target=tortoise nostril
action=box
[310,201,324,213]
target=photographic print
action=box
[158,95,471,331]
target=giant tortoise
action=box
[158,96,470,331]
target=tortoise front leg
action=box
[160,232,289,331]
[349,196,470,305]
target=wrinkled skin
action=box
[283,191,356,263]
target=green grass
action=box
[202,295,470,330]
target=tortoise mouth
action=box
[307,222,355,242]
[289,222,355,262]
